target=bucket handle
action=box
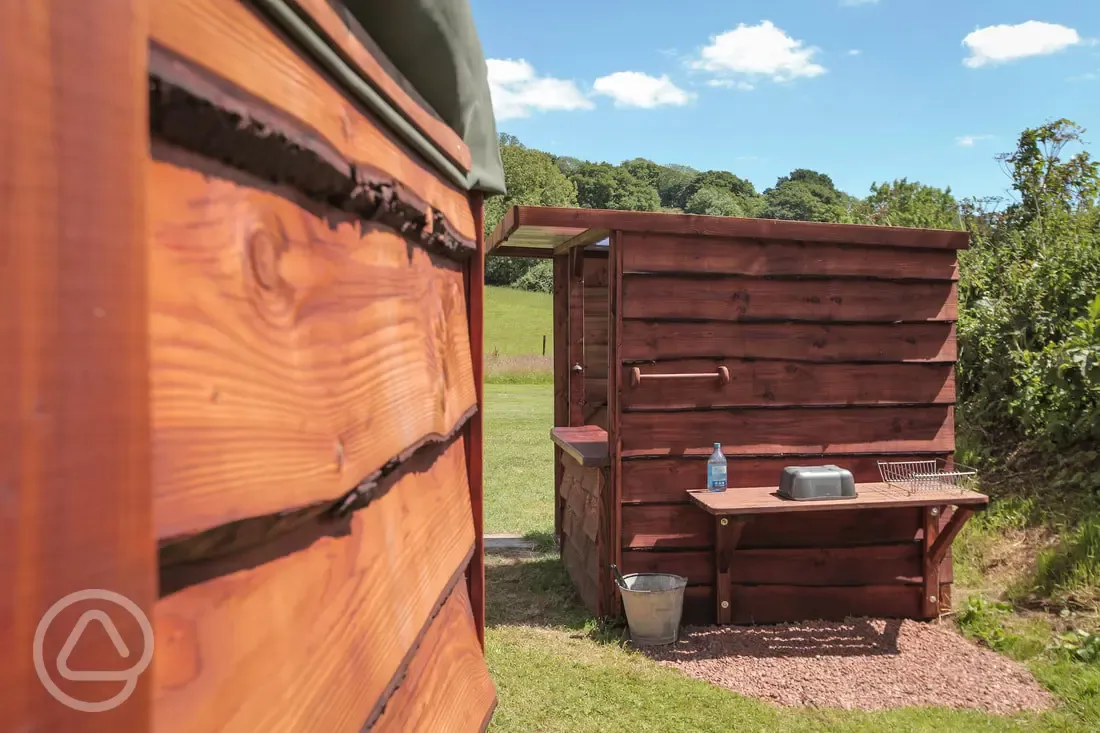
[610,563,627,589]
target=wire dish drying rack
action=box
[877,458,978,497]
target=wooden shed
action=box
[2,1,501,731]
[488,206,982,627]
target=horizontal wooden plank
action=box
[621,504,923,550]
[154,438,475,733]
[623,276,957,323]
[151,0,476,240]
[584,319,609,347]
[621,544,925,587]
[491,206,970,251]
[730,584,923,624]
[371,582,496,733]
[586,344,609,370]
[621,454,952,503]
[585,381,608,407]
[584,256,610,287]
[551,426,609,467]
[680,584,925,625]
[622,321,957,363]
[623,361,955,410]
[621,406,955,457]
[622,232,959,280]
[291,0,471,173]
[150,160,475,539]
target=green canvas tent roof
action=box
[257,0,506,195]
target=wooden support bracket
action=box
[714,516,749,625]
[928,506,974,569]
[630,365,730,388]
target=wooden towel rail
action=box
[630,366,730,388]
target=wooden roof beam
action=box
[553,228,610,256]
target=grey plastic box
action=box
[777,465,857,501]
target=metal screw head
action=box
[721,601,730,609]
[720,518,729,526]
[930,596,938,603]
[930,507,940,517]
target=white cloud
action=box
[592,71,694,108]
[486,58,594,120]
[956,134,992,147]
[691,21,826,84]
[706,79,755,91]
[847,49,862,56]
[962,21,1081,68]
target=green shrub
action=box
[958,120,1100,472]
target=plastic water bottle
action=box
[707,442,727,492]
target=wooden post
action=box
[599,231,626,619]
[466,191,486,647]
[921,506,943,619]
[0,1,155,729]
[552,255,569,548]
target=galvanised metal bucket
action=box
[616,572,687,646]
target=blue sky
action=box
[468,0,1100,201]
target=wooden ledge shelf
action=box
[550,426,610,468]
[688,483,989,516]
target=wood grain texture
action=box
[370,582,496,733]
[621,454,951,503]
[149,159,475,539]
[621,544,926,587]
[151,0,475,239]
[622,321,957,363]
[621,505,923,550]
[622,232,960,280]
[153,438,475,733]
[621,406,955,457]
[0,2,155,730]
[623,276,958,323]
[291,0,472,172]
[490,206,970,251]
[622,361,955,410]
[466,191,486,646]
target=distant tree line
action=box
[483,133,961,289]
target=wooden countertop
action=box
[550,426,609,467]
[688,482,989,516]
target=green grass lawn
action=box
[480,284,1100,731]
[483,383,555,539]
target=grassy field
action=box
[485,286,553,384]
[480,285,1100,731]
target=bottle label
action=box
[708,464,727,489]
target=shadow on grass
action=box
[486,551,628,644]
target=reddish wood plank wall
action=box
[614,229,963,625]
[583,253,610,429]
[3,0,494,730]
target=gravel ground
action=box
[644,619,1054,713]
